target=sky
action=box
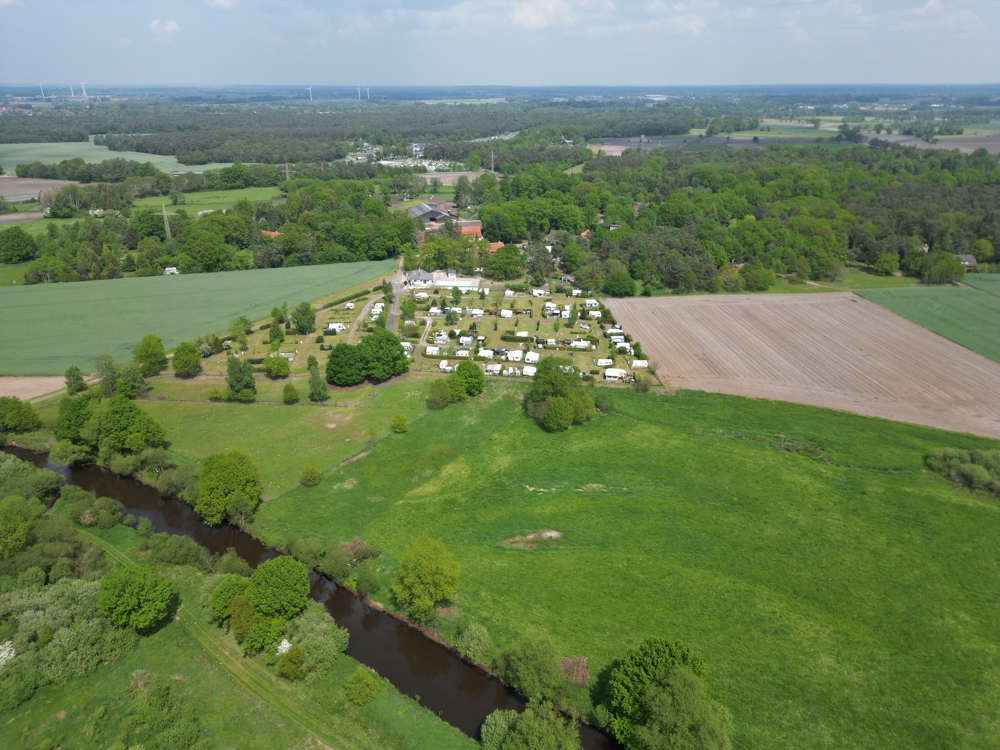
[1,0,997,87]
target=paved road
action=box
[385,256,406,333]
[346,294,383,344]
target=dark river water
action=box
[4,446,617,749]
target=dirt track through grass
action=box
[606,292,1000,438]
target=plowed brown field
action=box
[606,293,1000,438]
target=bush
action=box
[264,356,291,379]
[481,709,519,750]
[391,537,459,623]
[97,565,175,631]
[282,382,299,404]
[209,574,250,621]
[344,667,380,705]
[146,532,209,570]
[245,556,309,619]
[925,447,1000,496]
[213,547,251,577]
[456,621,491,665]
[307,365,330,402]
[64,365,87,395]
[277,643,307,680]
[355,563,381,599]
[593,391,615,413]
[500,701,582,750]
[499,634,566,702]
[740,265,776,292]
[427,379,451,410]
[873,253,900,276]
[525,359,595,432]
[604,271,636,297]
[391,414,408,433]
[629,667,733,750]
[0,397,41,433]
[299,465,321,487]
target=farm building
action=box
[489,242,505,254]
[461,225,483,238]
[956,254,978,269]
[408,203,449,223]
[406,270,434,287]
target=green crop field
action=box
[0,259,395,375]
[857,286,1000,363]
[1,523,473,750]
[0,137,231,173]
[253,386,1000,750]
[964,273,1000,298]
[133,186,283,215]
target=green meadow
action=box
[251,386,1000,750]
[0,259,395,375]
[133,186,284,215]
[0,138,231,173]
[858,286,1000,363]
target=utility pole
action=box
[162,204,171,240]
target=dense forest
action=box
[1,140,996,288]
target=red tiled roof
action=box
[261,230,281,238]
[488,242,504,255]
[461,226,483,238]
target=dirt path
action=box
[0,212,42,225]
[347,293,383,343]
[0,376,69,400]
[606,293,1000,439]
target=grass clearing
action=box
[253,386,1000,750]
[133,186,283,215]
[0,260,31,285]
[0,137,231,173]
[1,522,474,750]
[857,285,1000,363]
[0,259,395,375]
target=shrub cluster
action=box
[325,329,409,386]
[926,448,1000,495]
[524,358,595,432]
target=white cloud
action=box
[917,0,941,14]
[510,0,576,30]
[150,19,180,34]
[0,0,24,6]
[120,37,132,46]
[207,0,237,7]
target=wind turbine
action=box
[38,83,45,98]
[69,80,75,98]
[306,85,313,102]
[357,87,361,101]
[364,86,370,101]
[80,82,87,98]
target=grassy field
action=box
[251,385,1000,750]
[133,186,283,215]
[0,259,395,375]
[1,523,473,750]
[0,138,231,173]
[858,286,1000,363]
[964,273,1000,298]
[136,375,431,498]
[0,260,31,285]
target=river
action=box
[3,446,618,749]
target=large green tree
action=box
[524,358,594,432]
[325,343,368,386]
[97,565,175,631]
[391,537,459,623]
[455,360,485,396]
[132,334,168,377]
[290,301,317,334]
[171,342,203,378]
[226,356,256,402]
[196,451,261,526]
[0,397,41,433]
[358,328,408,382]
[245,556,310,619]
[627,667,733,750]
[0,225,37,263]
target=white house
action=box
[605,368,628,381]
[532,289,546,298]
[459,335,474,346]
[500,309,513,319]
[478,348,494,359]
[524,351,540,364]
[597,358,614,367]
[571,289,582,297]
[163,267,179,275]
[589,310,602,319]
[345,302,355,309]
[570,340,590,350]
[414,292,429,301]
[326,322,347,333]
[632,360,649,369]
[450,307,463,314]
[585,299,599,307]
[469,308,485,317]
[439,360,451,371]
[485,364,502,375]
[507,350,523,362]
[610,336,625,344]
[516,331,529,338]
[561,310,571,319]
[455,349,471,357]
[429,307,443,316]
[425,346,441,356]
[522,365,537,377]
[504,289,515,298]
[545,339,556,347]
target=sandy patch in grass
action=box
[505,530,563,548]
